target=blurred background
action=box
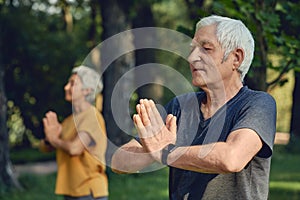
[0,0,300,199]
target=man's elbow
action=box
[222,162,244,173]
[221,154,247,173]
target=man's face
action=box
[188,24,233,89]
[64,74,85,102]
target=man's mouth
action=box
[192,68,203,72]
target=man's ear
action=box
[233,48,244,69]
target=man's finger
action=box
[165,114,173,128]
[136,104,141,116]
[169,116,177,134]
[144,100,165,134]
[140,103,151,126]
[133,114,148,138]
[148,99,164,126]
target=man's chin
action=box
[192,79,205,88]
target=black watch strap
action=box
[161,144,177,165]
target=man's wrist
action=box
[161,143,177,165]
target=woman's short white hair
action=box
[72,65,103,104]
[196,15,255,81]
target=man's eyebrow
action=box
[190,39,215,46]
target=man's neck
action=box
[201,82,243,119]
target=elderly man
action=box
[112,15,276,200]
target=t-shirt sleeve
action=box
[76,110,106,142]
[231,93,277,158]
[74,108,107,160]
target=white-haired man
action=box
[112,15,276,200]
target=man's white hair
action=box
[72,65,103,104]
[196,15,255,81]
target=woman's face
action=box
[64,74,85,103]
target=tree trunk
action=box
[290,71,300,138]
[88,0,99,47]
[0,60,22,192]
[132,3,164,104]
[61,0,73,33]
[99,0,134,150]
[0,4,22,190]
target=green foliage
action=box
[0,1,96,144]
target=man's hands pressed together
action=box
[133,99,177,163]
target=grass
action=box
[0,173,62,200]
[269,145,300,200]
[10,147,55,164]
[2,145,300,200]
[0,168,168,200]
[107,168,169,200]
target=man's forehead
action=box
[192,25,219,46]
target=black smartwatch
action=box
[161,143,177,165]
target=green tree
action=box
[0,0,101,190]
[99,0,135,153]
[2,0,93,145]
[0,1,22,192]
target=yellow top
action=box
[55,106,108,198]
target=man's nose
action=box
[188,47,201,64]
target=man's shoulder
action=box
[174,91,204,103]
[164,92,203,115]
[241,86,276,105]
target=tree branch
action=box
[267,59,294,88]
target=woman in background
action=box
[40,65,108,200]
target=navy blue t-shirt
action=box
[163,86,276,200]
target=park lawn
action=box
[1,168,168,200]
[2,145,300,200]
[108,168,169,200]
[269,146,300,200]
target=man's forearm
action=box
[111,140,155,173]
[167,142,237,174]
